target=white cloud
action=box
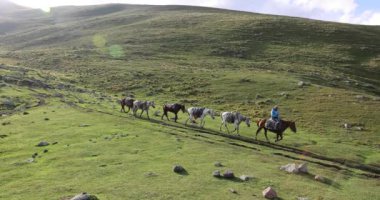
[9,0,380,25]
[341,10,380,25]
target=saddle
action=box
[265,118,280,131]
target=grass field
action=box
[0,1,379,199]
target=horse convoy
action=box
[120,97,297,142]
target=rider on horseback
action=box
[270,105,280,130]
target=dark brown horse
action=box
[255,119,297,142]
[120,97,134,113]
[161,103,186,122]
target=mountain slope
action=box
[0,3,379,94]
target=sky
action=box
[8,0,380,25]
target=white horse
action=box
[220,112,251,135]
[133,100,155,119]
[185,107,215,128]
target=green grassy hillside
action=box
[0,1,379,199]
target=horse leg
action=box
[174,112,178,122]
[161,111,164,120]
[255,127,262,140]
[126,106,130,113]
[146,110,150,120]
[121,104,124,112]
[140,109,144,117]
[236,124,240,135]
[225,123,230,133]
[275,134,279,142]
[264,129,270,143]
[232,123,237,134]
[185,115,191,125]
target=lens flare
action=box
[109,45,125,58]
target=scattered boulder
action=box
[315,175,325,182]
[297,163,308,173]
[229,188,237,194]
[256,94,264,99]
[26,158,35,163]
[43,149,48,153]
[280,163,308,174]
[214,161,223,167]
[262,187,277,199]
[70,192,99,200]
[354,127,364,131]
[343,123,352,129]
[223,170,235,179]
[298,81,305,87]
[280,163,298,173]
[173,165,185,174]
[37,141,49,147]
[239,175,252,181]
[212,170,221,177]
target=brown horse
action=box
[256,119,297,142]
[120,97,134,113]
[161,103,186,122]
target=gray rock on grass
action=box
[262,187,277,199]
[37,141,49,147]
[239,175,252,181]
[214,161,223,167]
[280,163,308,174]
[223,170,235,179]
[314,175,325,182]
[212,170,221,177]
[70,192,99,200]
[173,165,185,173]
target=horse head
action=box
[181,104,186,113]
[207,109,215,119]
[245,117,251,127]
[149,101,155,108]
[289,121,297,133]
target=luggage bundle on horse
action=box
[265,118,280,131]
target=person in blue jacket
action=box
[271,105,280,121]
[270,105,280,129]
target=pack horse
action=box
[132,100,156,120]
[220,112,251,135]
[185,107,215,128]
[162,103,186,122]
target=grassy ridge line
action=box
[68,100,380,176]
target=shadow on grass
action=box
[213,176,244,183]
[299,173,341,189]
[174,170,189,176]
